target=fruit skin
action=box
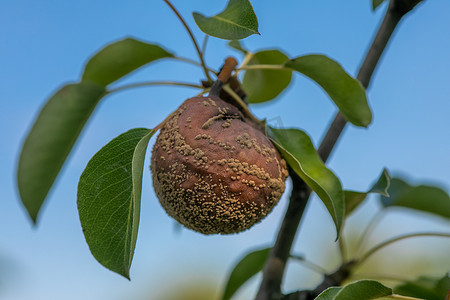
[151,95,288,234]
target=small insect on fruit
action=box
[150,58,288,234]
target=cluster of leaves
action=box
[221,168,450,299]
[16,0,449,299]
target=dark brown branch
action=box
[256,170,310,300]
[256,0,424,299]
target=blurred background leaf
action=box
[345,169,390,216]
[17,82,105,223]
[222,247,270,300]
[393,273,450,300]
[380,178,450,219]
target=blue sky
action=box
[1,1,450,299]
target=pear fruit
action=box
[151,95,288,234]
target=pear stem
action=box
[209,57,238,97]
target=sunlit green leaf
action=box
[315,287,342,300]
[193,0,259,40]
[394,273,450,300]
[380,178,450,219]
[82,38,174,86]
[17,82,105,223]
[77,128,154,279]
[242,50,292,103]
[222,248,270,300]
[315,280,393,300]
[344,191,368,216]
[228,40,248,54]
[345,169,390,216]
[334,280,392,300]
[315,280,392,300]
[285,55,371,127]
[436,274,450,298]
[268,127,344,238]
[372,0,387,10]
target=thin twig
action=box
[222,85,263,127]
[290,254,328,275]
[195,87,210,97]
[201,35,209,55]
[171,56,204,68]
[171,56,218,75]
[237,64,290,71]
[354,210,387,257]
[338,235,347,263]
[153,109,178,132]
[106,81,203,94]
[234,51,254,76]
[357,232,450,266]
[162,0,213,82]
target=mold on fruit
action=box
[151,96,288,234]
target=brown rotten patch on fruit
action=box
[151,58,288,234]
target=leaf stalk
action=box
[162,0,213,82]
[106,81,204,94]
[237,64,290,71]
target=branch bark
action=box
[256,1,424,299]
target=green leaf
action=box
[228,40,248,54]
[268,127,344,238]
[82,37,174,86]
[242,50,292,103]
[285,55,371,127]
[372,0,387,10]
[315,280,393,300]
[394,273,450,300]
[333,280,392,300]
[222,248,270,300]
[17,82,106,223]
[193,0,259,40]
[380,178,450,219]
[344,191,369,216]
[345,169,390,216]
[436,274,450,298]
[315,287,342,300]
[77,128,155,279]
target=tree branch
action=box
[256,170,310,300]
[256,1,424,299]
